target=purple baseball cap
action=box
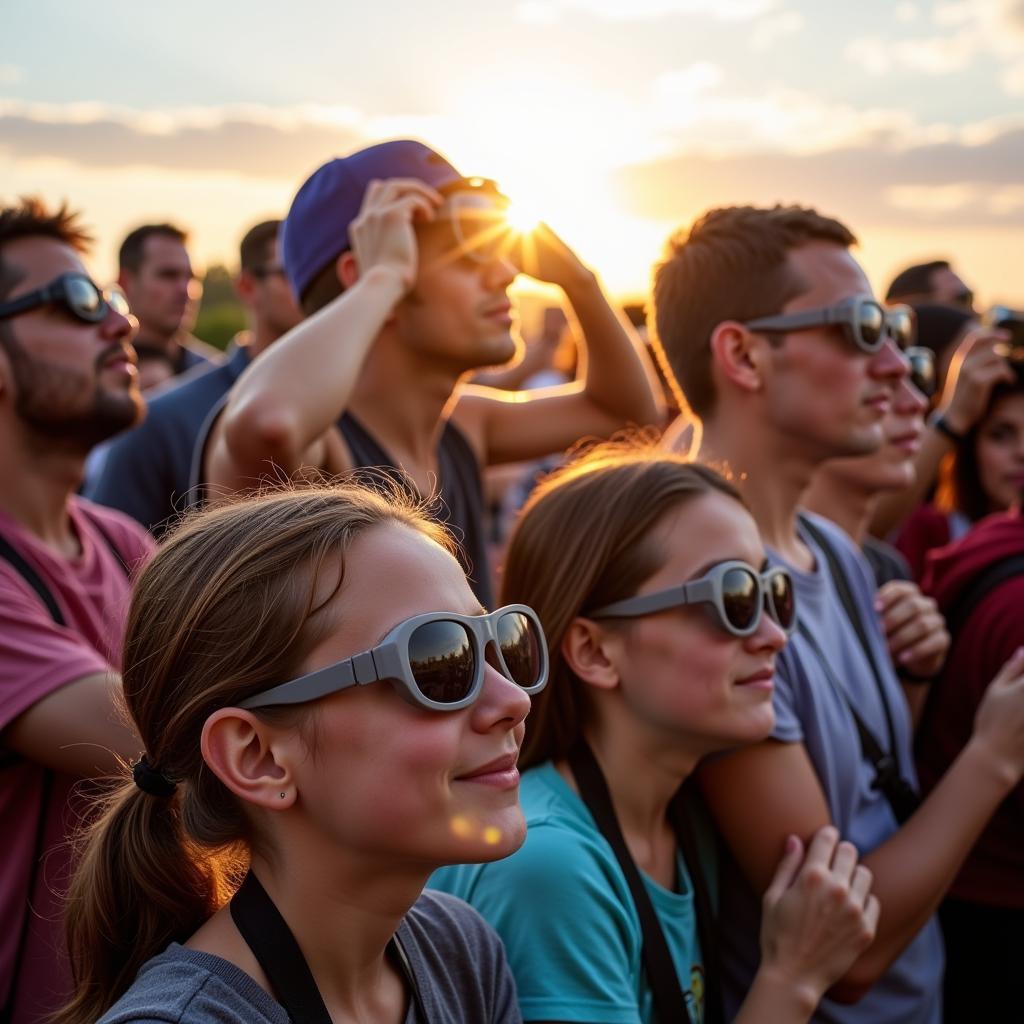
[281,139,465,300]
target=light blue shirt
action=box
[431,762,705,1024]
[716,513,943,1024]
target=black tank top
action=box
[338,413,493,608]
[190,404,493,607]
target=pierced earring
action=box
[279,791,286,799]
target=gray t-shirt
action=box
[717,513,944,1024]
[98,889,522,1023]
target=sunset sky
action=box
[4,0,1024,309]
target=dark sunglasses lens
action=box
[496,611,542,688]
[768,571,796,630]
[721,567,760,632]
[886,309,914,349]
[859,303,884,350]
[66,276,103,321]
[408,620,476,704]
[906,348,936,397]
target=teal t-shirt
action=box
[430,762,705,1024]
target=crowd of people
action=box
[1,136,1022,1024]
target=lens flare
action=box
[505,200,542,235]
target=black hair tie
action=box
[132,755,178,798]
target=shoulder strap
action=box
[230,871,426,1024]
[0,534,65,626]
[943,553,1024,637]
[568,741,696,1024]
[797,515,920,825]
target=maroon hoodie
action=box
[919,510,1024,908]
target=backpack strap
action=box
[942,553,1024,637]
[797,515,920,824]
[0,535,65,626]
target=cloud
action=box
[0,101,368,182]
[0,65,22,86]
[846,0,1024,83]
[749,10,804,51]
[615,119,1024,229]
[515,0,776,23]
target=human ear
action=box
[709,321,767,395]
[337,250,360,290]
[200,708,299,810]
[234,271,256,305]
[561,618,622,693]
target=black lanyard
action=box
[567,741,720,1024]
[229,871,426,1024]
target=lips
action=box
[735,668,775,688]
[456,751,519,782]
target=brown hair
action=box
[60,485,450,1024]
[500,440,741,769]
[118,223,189,273]
[239,219,281,275]
[0,196,92,301]
[650,204,857,421]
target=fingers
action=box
[863,893,881,938]
[896,628,949,673]
[849,863,873,907]
[763,834,804,903]
[801,824,840,872]
[829,838,860,887]
[362,178,444,210]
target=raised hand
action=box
[939,326,1016,435]
[349,179,443,292]
[969,647,1024,785]
[517,221,593,291]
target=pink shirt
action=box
[0,498,153,1023]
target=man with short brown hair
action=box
[652,202,1024,1023]
[118,222,220,389]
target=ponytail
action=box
[60,779,241,1024]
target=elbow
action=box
[224,399,302,471]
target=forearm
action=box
[222,266,406,472]
[733,965,818,1024]
[868,428,951,537]
[563,271,664,427]
[851,738,1016,979]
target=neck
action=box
[570,710,700,877]
[0,434,82,553]
[135,327,180,355]
[698,413,817,567]
[802,469,874,544]
[348,339,462,477]
[248,323,277,360]
[251,849,425,1019]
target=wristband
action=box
[929,413,967,444]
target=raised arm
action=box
[206,180,440,493]
[453,224,665,466]
[700,653,1024,1001]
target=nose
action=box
[747,607,788,654]
[101,305,136,342]
[894,376,928,415]
[869,337,909,385]
[482,254,518,291]
[473,662,532,733]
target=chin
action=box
[441,805,527,864]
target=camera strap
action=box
[567,740,717,1024]
[797,516,920,824]
[229,870,426,1024]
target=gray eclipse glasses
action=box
[588,561,796,638]
[239,605,548,713]
[745,296,914,354]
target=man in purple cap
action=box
[205,139,664,605]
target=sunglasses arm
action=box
[588,582,696,619]
[237,652,375,710]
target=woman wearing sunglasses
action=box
[432,444,879,1024]
[59,485,548,1024]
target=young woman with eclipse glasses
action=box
[59,485,546,1024]
[433,443,880,1024]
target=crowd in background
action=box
[1,137,1022,1024]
